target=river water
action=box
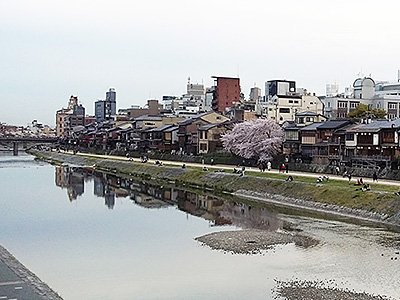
[0,153,399,299]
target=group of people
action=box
[258,161,272,172]
[278,163,289,173]
[316,175,330,183]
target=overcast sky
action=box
[1,0,399,126]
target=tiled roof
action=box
[300,122,323,131]
[317,120,351,129]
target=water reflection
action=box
[54,166,283,230]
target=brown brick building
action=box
[211,76,241,113]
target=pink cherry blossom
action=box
[221,119,284,162]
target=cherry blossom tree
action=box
[221,119,284,162]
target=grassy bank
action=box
[30,150,400,222]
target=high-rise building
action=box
[95,88,117,122]
[211,76,241,112]
[249,87,261,101]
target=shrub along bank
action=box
[29,150,400,227]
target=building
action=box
[211,76,241,113]
[184,82,206,109]
[64,104,85,137]
[198,122,231,154]
[177,111,230,154]
[125,100,162,119]
[56,95,81,137]
[266,80,296,100]
[249,87,262,102]
[322,76,400,120]
[326,83,339,97]
[95,88,117,122]
[264,80,323,124]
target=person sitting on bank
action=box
[182,164,186,169]
[202,166,208,171]
[285,175,293,182]
[355,178,363,186]
[362,184,370,191]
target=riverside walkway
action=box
[75,152,400,187]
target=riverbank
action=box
[0,245,63,300]
[29,150,400,228]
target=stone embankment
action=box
[30,150,400,228]
[0,245,63,300]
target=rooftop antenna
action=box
[187,76,190,84]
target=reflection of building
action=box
[55,166,85,201]
[93,177,105,197]
[104,189,115,209]
[176,190,226,224]
[54,167,286,231]
[220,202,282,230]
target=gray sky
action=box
[1,0,399,126]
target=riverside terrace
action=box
[59,114,400,169]
[283,118,400,169]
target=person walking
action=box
[240,165,246,177]
[373,171,378,182]
[267,161,271,171]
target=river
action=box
[0,152,399,299]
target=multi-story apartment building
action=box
[95,88,117,122]
[211,76,241,113]
[56,95,80,137]
[264,80,324,124]
[249,87,261,101]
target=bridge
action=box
[0,136,58,155]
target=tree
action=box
[221,119,284,162]
[348,103,387,121]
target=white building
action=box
[322,76,400,120]
[263,79,324,124]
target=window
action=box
[294,100,299,104]
[297,117,304,124]
[350,102,358,108]
[388,103,397,110]
[346,133,354,141]
[306,117,314,122]
[289,100,293,104]
[279,108,290,113]
[338,101,347,108]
